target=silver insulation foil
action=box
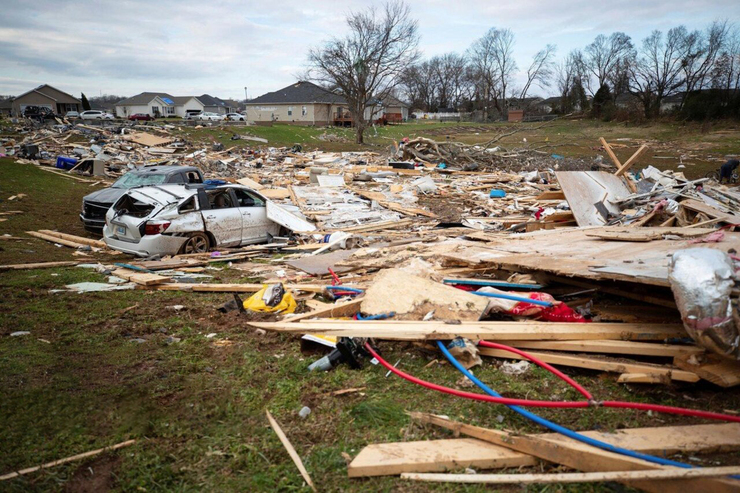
[668,248,739,360]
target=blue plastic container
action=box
[55,156,78,170]
[489,189,506,198]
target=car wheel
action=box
[180,232,210,254]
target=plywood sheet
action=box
[556,171,631,227]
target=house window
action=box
[288,106,293,116]
[301,106,307,116]
[164,106,175,115]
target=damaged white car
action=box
[102,183,314,257]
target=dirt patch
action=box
[63,454,121,493]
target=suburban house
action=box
[114,93,234,118]
[12,84,81,116]
[245,81,347,125]
[245,81,409,126]
[197,94,235,115]
[381,95,410,122]
[115,93,176,118]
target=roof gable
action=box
[247,81,346,105]
[14,84,80,103]
[116,92,176,106]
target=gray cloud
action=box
[0,0,738,99]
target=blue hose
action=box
[469,290,553,307]
[436,340,695,469]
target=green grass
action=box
[171,119,740,179]
[1,125,740,491]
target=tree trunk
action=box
[356,124,364,144]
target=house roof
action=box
[540,96,561,105]
[247,81,346,105]
[170,96,198,105]
[382,95,409,108]
[13,84,81,103]
[116,92,175,106]
[198,94,230,108]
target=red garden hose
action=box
[364,342,740,423]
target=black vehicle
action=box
[80,165,204,233]
[23,106,57,122]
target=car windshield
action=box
[112,173,168,189]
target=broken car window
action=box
[186,172,203,184]
[233,188,265,207]
[113,173,167,189]
[207,190,234,209]
[179,197,197,213]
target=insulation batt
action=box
[668,248,739,360]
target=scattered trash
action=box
[500,360,531,375]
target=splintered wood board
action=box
[260,188,291,199]
[555,171,631,227]
[111,268,170,286]
[349,423,740,477]
[249,320,686,341]
[504,339,704,358]
[479,347,699,382]
[437,227,739,288]
[674,354,740,388]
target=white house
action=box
[115,93,232,118]
[115,93,177,118]
[170,96,205,117]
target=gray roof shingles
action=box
[247,81,346,105]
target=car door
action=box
[202,189,242,247]
[233,188,272,244]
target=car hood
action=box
[83,187,126,204]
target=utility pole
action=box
[244,86,248,101]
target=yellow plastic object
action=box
[243,284,297,314]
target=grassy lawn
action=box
[170,118,740,179]
[1,125,740,490]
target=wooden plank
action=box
[478,347,699,382]
[152,283,352,294]
[674,354,740,388]
[535,190,566,200]
[0,261,79,271]
[26,230,87,249]
[401,466,740,485]
[283,298,363,323]
[265,411,316,492]
[599,137,622,168]
[111,268,169,286]
[504,340,704,358]
[0,440,136,481]
[260,188,291,199]
[618,373,670,384]
[349,439,536,477]
[236,177,264,190]
[410,413,740,493]
[37,230,106,248]
[680,198,740,224]
[615,145,648,177]
[250,320,686,341]
[265,409,316,491]
[350,422,740,477]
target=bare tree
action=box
[629,28,687,117]
[583,32,635,93]
[711,25,740,95]
[519,44,557,100]
[468,28,517,119]
[308,1,420,144]
[680,20,730,108]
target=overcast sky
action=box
[1,0,738,100]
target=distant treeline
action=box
[400,20,740,121]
